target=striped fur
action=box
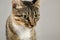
[6,0,40,40]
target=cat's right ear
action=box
[12,0,24,8]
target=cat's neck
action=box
[12,21,32,40]
[12,21,32,31]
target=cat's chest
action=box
[12,22,32,40]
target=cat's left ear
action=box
[32,0,40,8]
[12,0,24,9]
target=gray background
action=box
[0,0,60,40]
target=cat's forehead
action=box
[15,7,38,15]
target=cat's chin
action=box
[25,25,35,29]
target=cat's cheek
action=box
[15,19,20,21]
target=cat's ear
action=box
[32,0,40,8]
[12,0,24,8]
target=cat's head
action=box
[12,0,40,28]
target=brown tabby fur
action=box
[6,0,40,40]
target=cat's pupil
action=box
[24,15,26,18]
[35,15,37,17]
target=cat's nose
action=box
[31,25,35,27]
[30,20,36,27]
[29,17,36,27]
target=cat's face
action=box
[12,0,40,28]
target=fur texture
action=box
[6,0,40,40]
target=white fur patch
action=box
[12,22,32,40]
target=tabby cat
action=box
[6,0,40,40]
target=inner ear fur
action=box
[12,0,24,8]
[32,0,40,8]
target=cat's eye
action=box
[24,15,26,18]
[24,15,29,21]
[15,15,23,17]
[35,15,37,17]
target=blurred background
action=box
[0,0,60,40]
